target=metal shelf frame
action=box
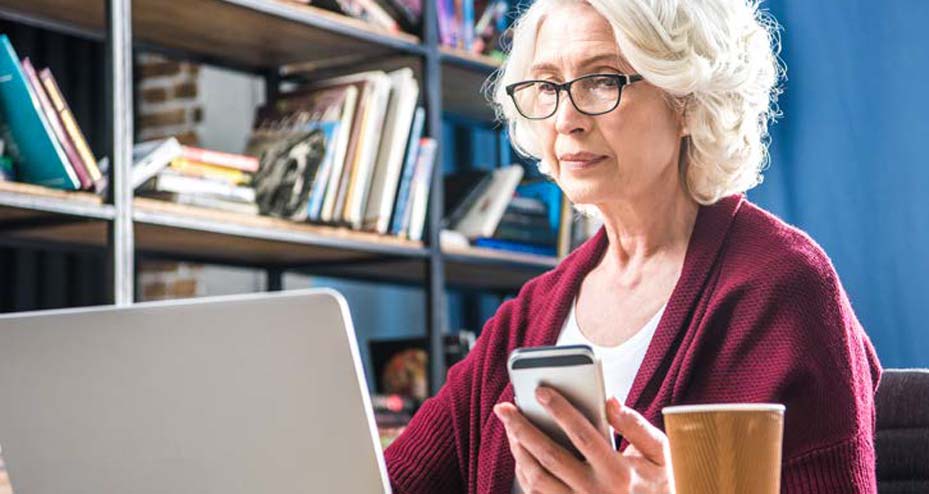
[0,0,556,393]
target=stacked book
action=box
[0,35,102,191]
[248,67,438,240]
[135,141,260,215]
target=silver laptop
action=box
[0,288,391,494]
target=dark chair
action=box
[875,369,929,494]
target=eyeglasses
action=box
[505,73,644,120]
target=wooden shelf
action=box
[442,245,558,291]
[131,198,428,267]
[0,181,112,252]
[0,0,422,71]
[0,181,113,220]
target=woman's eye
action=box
[594,77,618,88]
[538,82,558,94]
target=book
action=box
[251,125,332,220]
[405,137,438,241]
[473,237,557,257]
[340,72,392,229]
[169,157,253,186]
[0,35,79,189]
[254,84,358,223]
[180,145,259,173]
[95,137,184,193]
[143,171,256,203]
[38,68,103,185]
[21,58,92,189]
[462,0,475,50]
[450,164,523,239]
[363,68,420,234]
[389,107,425,236]
[145,191,260,215]
[443,170,493,228]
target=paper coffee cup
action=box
[662,404,785,494]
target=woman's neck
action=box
[594,185,699,275]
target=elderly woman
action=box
[386,0,882,492]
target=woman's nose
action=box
[554,94,591,135]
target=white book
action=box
[151,171,256,203]
[452,164,524,239]
[406,138,438,242]
[131,137,182,189]
[341,72,392,229]
[363,68,420,234]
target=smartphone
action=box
[506,344,614,459]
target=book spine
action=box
[437,0,454,46]
[390,107,425,236]
[462,0,475,51]
[39,68,102,184]
[21,59,91,189]
[406,137,438,241]
[181,146,259,173]
[169,158,253,185]
[473,237,557,257]
[154,172,256,203]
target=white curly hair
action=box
[487,0,784,206]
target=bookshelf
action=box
[0,0,560,393]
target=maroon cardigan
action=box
[386,195,882,493]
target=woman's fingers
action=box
[534,386,617,471]
[607,398,669,466]
[506,432,572,494]
[494,403,589,491]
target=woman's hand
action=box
[494,386,673,494]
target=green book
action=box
[0,35,79,189]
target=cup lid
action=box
[662,403,785,414]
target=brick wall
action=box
[135,53,202,146]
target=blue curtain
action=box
[749,1,929,367]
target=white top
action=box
[512,297,665,493]
[556,297,665,405]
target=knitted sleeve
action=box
[384,302,515,494]
[695,233,881,493]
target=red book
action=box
[21,58,92,189]
[180,146,259,173]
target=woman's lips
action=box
[559,153,608,169]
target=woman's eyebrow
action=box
[529,53,623,74]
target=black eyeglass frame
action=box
[505,73,645,120]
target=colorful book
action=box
[389,107,425,236]
[0,35,79,189]
[307,121,341,221]
[180,146,259,173]
[21,58,91,189]
[473,237,557,257]
[169,157,253,185]
[39,67,103,185]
